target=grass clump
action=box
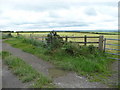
[2,51,55,88]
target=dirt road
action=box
[2,64,27,88]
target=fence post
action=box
[99,36,104,50]
[17,32,19,36]
[103,38,106,52]
[30,34,31,38]
[65,36,68,42]
[84,35,87,46]
[42,37,44,42]
[30,34,32,39]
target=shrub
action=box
[61,42,103,58]
[88,45,96,53]
[62,42,80,56]
[2,33,13,39]
[46,31,63,50]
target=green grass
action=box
[4,37,114,80]
[2,51,56,88]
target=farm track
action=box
[2,64,30,88]
[2,41,111,88]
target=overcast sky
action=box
[0,0,119,31]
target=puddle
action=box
[48,68,68,78]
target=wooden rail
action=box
[60,36,100,38]
[60,35,104,50]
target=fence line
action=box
[106,38,120,41]
[31,35,104,50]
[105,43,120,46]
[60,35,104,50]
[18,33,119,60]
[33,35,119,60]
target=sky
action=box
[0,0,119,31]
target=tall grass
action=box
[22,37,46,47]
[2,51,55,88]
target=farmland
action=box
[2,31,119,59]
[2,31,119,88]
[10,32,119,53]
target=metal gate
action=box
[104,38,120,60]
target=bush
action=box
[46,31,63,50]
[62,42,80,56]
[2,33,13,39]
[61,42,103,57]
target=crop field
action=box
[10,32,119,53]
[9,31,119,60]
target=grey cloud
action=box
[15,21,89,29]
[85,8,97,16]
[1,0,117,12]
[0,0,118,31]
[8,1,70,12]
[48,11,61,18]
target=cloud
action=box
[0,0,119,31]
[85,8,97,16]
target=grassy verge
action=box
[1,51,56,88]
[4,37,114,82]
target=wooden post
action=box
[30,34,31,38]
[103,38,106,52]
[30,34,33,39]
[99,36,104,50]
[17,32,19,36]
[65,36,68,42]
[84,35,87,46]
[42,37,44,42]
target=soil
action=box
[1,40,118,88]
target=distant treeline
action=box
[80,32,120,35]
[1,31,119,35]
